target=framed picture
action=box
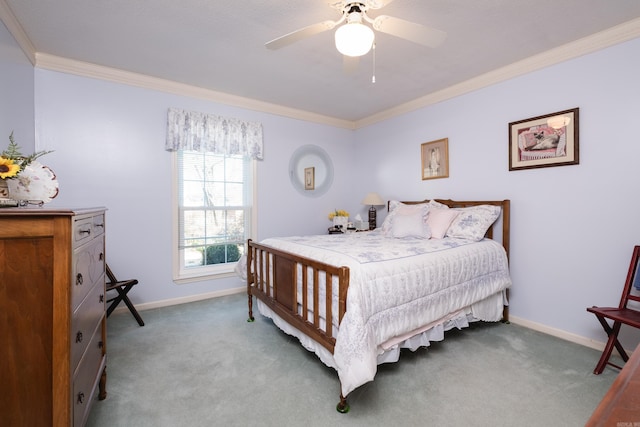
[304,166,315,190]
[421,138,449,180]
[509,108,579,171]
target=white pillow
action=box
[426,208,459,239]
[446,205,501,241]
[381,201,428,235]
[390,204,431,238]
[380,200,400,234]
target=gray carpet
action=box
[87,293,618,427]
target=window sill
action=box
[173,265,239,284]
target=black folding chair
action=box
[587,246,640,374]
[106,264,145,326]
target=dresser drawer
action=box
[73,213,105,245]
[73,324,105,427]
[74,217,94,245]
[72,235,105,310]
[72,279,105,373]
[91,213,105,238]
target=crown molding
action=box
[34,53,356,130]
[355,17,640,128]
[3,0,639,130]
[0,0,35,64]
[0,1,350,127]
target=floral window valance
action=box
[165,108,263,160]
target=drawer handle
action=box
[76,273,83,285]
[79,228,91,235]
[99,294,104,303]
[77,392,85,404]
[95,223,105,228]
[76,331,83,343]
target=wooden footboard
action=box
[246,239,350,353]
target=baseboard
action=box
[509,314,631,355]
[109,286,246,314]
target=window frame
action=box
[171,151,257,284]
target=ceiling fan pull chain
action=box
[372,43,376,83]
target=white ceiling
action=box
[2,0,640,127]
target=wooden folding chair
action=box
[587,246,640,374]
[106,264,145,326]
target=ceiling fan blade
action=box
[265,20,337,50]
[373,15,446,48]
[367,0,396,9]
[343,55,360,74]
[328,0,395,11]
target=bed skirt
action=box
[256,290,507,388]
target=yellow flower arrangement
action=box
[0,157,20,179]
[328,209,349,220]
[0,132,52,180]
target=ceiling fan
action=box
[265,0,446,57]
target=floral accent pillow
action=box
[428,199,449,209]
[445,205,501,241]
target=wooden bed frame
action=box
[246,199,510,412]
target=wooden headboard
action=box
[390,199,511,260]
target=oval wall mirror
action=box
[289,144,334,197]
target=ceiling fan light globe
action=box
[335,23,374,57]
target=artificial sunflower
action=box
[0,157,20,179]
[0,132,52,179]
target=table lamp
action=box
[361,192,385,230]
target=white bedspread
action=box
[253,230,512,396]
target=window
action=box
[165,107,263,282]
[173,150,255,282]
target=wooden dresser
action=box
[0,207,107,427]
[586,343,640,426]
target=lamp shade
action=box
[335,22,374,57]
[361,192,385,206]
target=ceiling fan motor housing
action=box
[266,0,446,53]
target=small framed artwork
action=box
[509,108,579,171]
[421,138,449,180]
[304,166,315,190]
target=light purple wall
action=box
[353,37,640,347]
[33,69,355,303]
[3,14,640,347]
[0,20,34,150]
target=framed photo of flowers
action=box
[509,108,579,171]
[421,138,449,180]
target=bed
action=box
[244,198,511,412]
